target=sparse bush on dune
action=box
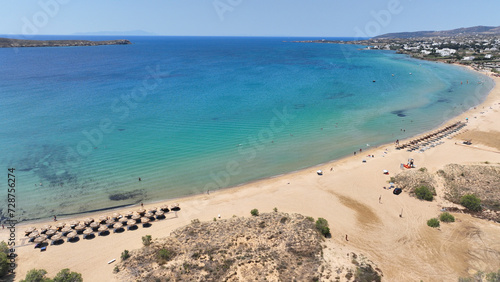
[415,186,434,201]
[121,250,130,261]
[427,218,440,228]
[439,212,455,223]
[315,218,331,237]
[250,209,259,216]
[142,235,152,246]
[460,194,482,212]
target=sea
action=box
[0,36,494,221]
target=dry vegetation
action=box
[115,212,381,281]
[392,168,437,195]
[393,164,500,222]
[439,164,500,211]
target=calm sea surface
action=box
[0,36,493,221]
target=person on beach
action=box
[345,234,349,241]
[141,202,144,208]
[53,215,57,221]
[379,195,381,203]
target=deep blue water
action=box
[0,36,493,220]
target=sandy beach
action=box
[3,70,500,281]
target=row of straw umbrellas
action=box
[25,203,180,247]
[395,121,466,150]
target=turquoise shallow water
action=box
[0,36,494,221]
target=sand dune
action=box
[2,73,500,281]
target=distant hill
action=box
[374,25,500,39]
[73,30,157,36]
[0,37,131,48]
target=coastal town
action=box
[297,26,500,76]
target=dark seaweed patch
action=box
[391,110,407,117]
[325,92,354,100]
[118,128,126,131]
[109,189,144,201]
[437,98,450,103]
[294,104,306,109]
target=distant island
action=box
[0,37,132,48]
[293,25,500,75]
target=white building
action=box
[436,48,457,56]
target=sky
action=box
[1,0,499,37]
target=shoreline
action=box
[13,61,496,226]
[4,63,500,281]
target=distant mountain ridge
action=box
[73,30,156,36]
[374,25,500,39]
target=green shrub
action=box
[427,218,440,228]
[113,266,120,273]
[158,248,175,262]
[21,269,50,282]
[419,167,427,172]
[460,194,482,212]
[415,186,433,201]
[315,218,331,237]
[354,265,381,282]
[191,219,200,224]
[273,207,278,212]
[306,216,314,222]
[439,212,455,223]
[142,235,152,246]
[0,253,8,278]
[250,209,259,216]
[121,250,130,261]
[0,241,8,254]
[53,268,83,282]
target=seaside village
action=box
[365,35,500,75]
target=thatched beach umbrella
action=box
[50,233,62,244]
[147,208,157,214]
[111,213,119,219]
[160,204,169,212]
[113,222,123,232]
[40,225,51,233]
[66,231,78,241]
[83,218,94,225]
[98,216,107,223]
[24,227,36,235]
[141,217,150,226]
[45,229,57,237]
[61,226,72,235]
[124,211,133,218]
[75,224,86,233]
[144,212,154,219]
[170,203,180,211]
[155,210,165,219]
[83,228,93,239]
[29,231,40,239]
[131,213,141,221]
[119,217,128,224]
[89,221,100,230]
[55,222,65,229]
[106,218,115,227]
[137,208,146,215]
[69,220,79,227]
[34,235,48,244]
[126,219,137,230]
[98,225,108,235]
